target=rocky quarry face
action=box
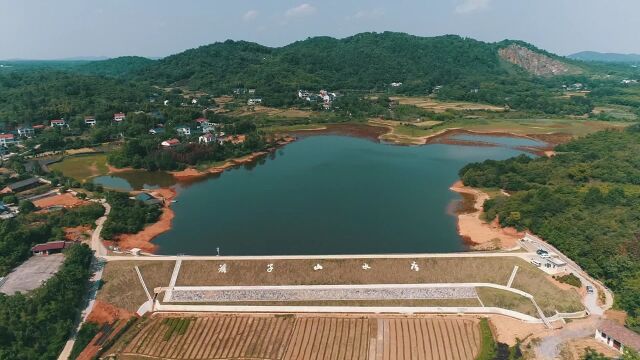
[499,44,577,76]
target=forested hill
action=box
[569,51,640,63]
[133,32,568,94]
[459,126,640,332]
[77,56,155,76]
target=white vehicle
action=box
[539,253,551,259]
[531,260,542,267]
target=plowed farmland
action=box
[108,314,481,360]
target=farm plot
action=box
[108,314,481,360]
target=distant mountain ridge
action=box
[568,51,640,63]
[128,32,580,95]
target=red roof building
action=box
[113,112,126,122]
[31,241,72,255]
[161,138,180,147]
[50,119,66,127]
[0,133,17,146]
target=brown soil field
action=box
[231,105,313,118]
[107,314,481,360]
[33,193,88,209]
[389,96,506,113]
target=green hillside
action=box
[77,56,156,76]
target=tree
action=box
[18,200,36,214]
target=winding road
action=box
[57,201,110,360]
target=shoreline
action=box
[110,137,296,252]
[110,187,177,253]
[449,180,523,251]
[106,128,545,254]
[169,135,296,182]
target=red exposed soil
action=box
[113,188,177,253]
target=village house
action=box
[595,320,640,354]
[199,132,216,144]
[194,117,217,132]
[1,177,43,194]
[0,133,19,147]
[149,127,165,135]
[390,82,403,87]
[113,112,126,122]
[31,241,72,255]
[247,98,262,106]
[17,126,34,137]
[176,126,191,136]
[84,116,96,126]
[161,138,180,148]
[50,119,66,127]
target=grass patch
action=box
[97,261,174,312]
[476,287,538,317]
[69,322,100,360]
[102,257,582,316]
[49,153,109,182]
[477,318,497,360]
[161,318,192,341]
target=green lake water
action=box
[145,135,529,255]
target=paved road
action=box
[57,201,110,360]
[520,236,613,315]
[91,201,110,257]
[103,251,534,262]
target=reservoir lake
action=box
[97,134,534,255]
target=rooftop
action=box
[599,320,640,351]
[31,241,71,252]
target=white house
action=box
[176,126,191,136]
[390,82,403,87]
[199,133,216,144]
[595,320,640,354]
[0,134,18,147]
[247,98,262,106]
[161,138,180,147]
[195,118,217,133]
[17,127,34,137]
[84,116,96,126]
[113,112,126,122]
[50,119,66,127]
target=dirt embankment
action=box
[450,181,523,250]
[112,187,177,253]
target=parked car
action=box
[586,285,594,294]
[531,260,542,267]
[536,249,549,255]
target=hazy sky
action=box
[1,0,638,59]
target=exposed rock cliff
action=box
[499,44,578,76]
